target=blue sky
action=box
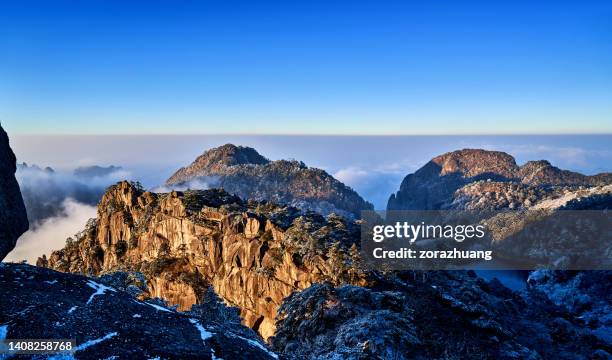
[1,0,611,135]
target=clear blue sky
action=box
[1,0,611,135]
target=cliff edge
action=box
[0,124,29,260]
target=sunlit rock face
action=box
[166,143,374,219]
[45,181,366,339]
[0,125,29,260]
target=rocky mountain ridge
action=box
[42,181,367,339]
[388,148,612,210]
[383,148,612,270]
[166,144,373,219]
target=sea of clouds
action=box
[5,165,130,263]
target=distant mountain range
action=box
[74,165,123,179]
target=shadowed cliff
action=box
[0,124,29,260]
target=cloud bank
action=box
[151,177,218,193]
[5,164,130,264]
[16,164,130,227]
[4,199,97,264]
[333,161,418,210]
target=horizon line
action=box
[10,132,612,137]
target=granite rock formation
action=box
[166,144,373,219]
[0,125,29,260]
[388,149,612,210]
[386,149,612,269]
[44,181,367,339]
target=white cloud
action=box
[333,167,370,185]
[17,166,131,190]
[332,165,408,210]
[151,177,218,193]
[333,159,420,186]
[4,199,97,264]
[16,165,131,226]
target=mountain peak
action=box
[388,148,611,210]
[202,144,270,166]
[165,144,373,218]
[431,149,519,178]
[167,144,269,184]
[195,144,270,168]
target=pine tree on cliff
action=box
[348,243,363,283]
[326,242,347,284]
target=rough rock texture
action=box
[388,149,612,210]
[0,125,29,260]
[44,181,367,339]
[449,180,612,211]
[527,270,612,346]
[385,149,612,270]
[272,271,612,359]
[519,160,612,186]
[168,144,270,176]
[166,144,373,219]
[417,180,612,269]
[0,263,278,360]
[2,131,277,359]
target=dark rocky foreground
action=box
[527,270,612,346]
[0,263,278,360]
[271,271,612,360]
[2,267,610,360]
